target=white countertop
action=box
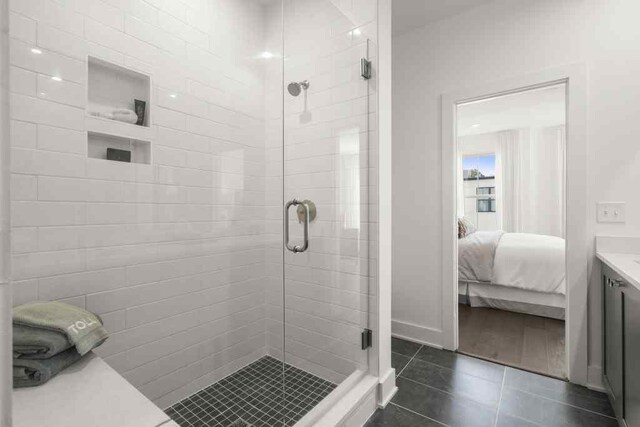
[596,252,640,290]
[596,236,640,291]
[13,353,171,427]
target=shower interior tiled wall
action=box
[8,0,377,410]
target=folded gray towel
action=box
[13,324,72,359]
[13,347,83,388]
[13,302,108,356]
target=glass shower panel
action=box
[280,0,374,416]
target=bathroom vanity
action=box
[598,237,640,427]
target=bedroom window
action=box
[476,187,495,195]
[462,154,497,217]
[476,186,496,212]
[477,198,496,212]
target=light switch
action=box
[597,202,626,223]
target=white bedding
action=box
[493,233,565,294]
[458,282,565,319]
[458,231,565,295]
[458,230,504,283]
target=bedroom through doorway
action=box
[456,84,567,379]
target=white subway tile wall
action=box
[8,0,377,409]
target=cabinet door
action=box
[604,270,624,418]
[625,284,640,427]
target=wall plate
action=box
[597,202,626,223]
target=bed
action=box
[458,230,565,319]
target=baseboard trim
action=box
[391,320,443,348]
[587,365,605,392]
[378,368,397,408]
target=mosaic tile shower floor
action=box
[166,356,336,427]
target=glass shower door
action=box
[279,0,374,424]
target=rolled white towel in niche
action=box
[89,103,138,124]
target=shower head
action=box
[287,80,309,97]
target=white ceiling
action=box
[393,0,495,35]
[457,85,566,137]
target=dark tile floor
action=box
[365,337,616,427]
[166,356,336,427]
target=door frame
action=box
[440,64,588,385]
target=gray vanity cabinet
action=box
[603,263,640,427]
[604,264,624,418]
[625,284,640,427]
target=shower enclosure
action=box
[4,0,379,426]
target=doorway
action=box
[455,85,567,378]
[440,65,589,385]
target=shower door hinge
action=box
[361,328,373,350]
[360,58,372,80]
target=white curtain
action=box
[496,126,565,237]
[496,130,525,234]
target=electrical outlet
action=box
[597,202,626,223]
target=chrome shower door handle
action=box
[284,199,297,252]
[285,199,309,253]
[298,200,310,252]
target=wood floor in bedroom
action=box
[458,304,566,378]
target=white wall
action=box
[459,133,497,156]
[392,0,640,382]
[8,0,269,408]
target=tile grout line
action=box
[392,339,614,425]
[505,413,546,427]
[493,369,507,427]
[173,400,211,427]
[400,363,615,424]
[457,347,566,382]
[389,402,449,427]
[397,374,503,416]
[171,356,337,427]
[397,375,497,406]
[407,349,505,384]
[509,386,617,420]
[395,344,422,378]
[157,340,266,408]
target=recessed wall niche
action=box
[86,57,152,164]
[87,56,151,128]
[87,132,150,165]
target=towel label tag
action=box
[67,318,98,335]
